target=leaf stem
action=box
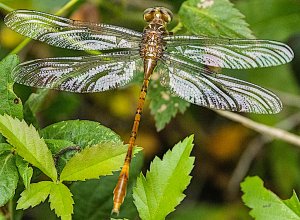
[0,3,13,12]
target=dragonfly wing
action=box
[161,54,282,114]
[5,10,142,50]
[12,51,142,93]
[164,36,294,69]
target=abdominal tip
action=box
[111,204,120,216]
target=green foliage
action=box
[148,76,190,131]
[60,143,133,182]
[0,114,57,181]
[133,136,195,220]
[49,183,74,220]
[241,176,300,220]
[17,181,53,209]
[168,203,249,220]
[0,55,23,119]
[0,152,18,206]
[179,0,254,38]
[71,151,144,220]
[23,89,49,127]
[15,155,33,189]
[237,0,300,40]
[41,120,121,148]
[0,143,12,153]
[1,0,69,12]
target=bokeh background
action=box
[1,0,300,219]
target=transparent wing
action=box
[160,54,282,114]
[5,10,142,51]
[12,51,142,93]
[164,36,294,69]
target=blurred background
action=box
[0,0,300,219]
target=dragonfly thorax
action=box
[140,29,165,60]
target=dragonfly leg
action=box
[112,77,150,214]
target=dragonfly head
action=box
[143,7,173,23]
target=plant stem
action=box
[8,200,13,220]
[0,3,13,12]
[55,0,80,16]
[215,110,300,147]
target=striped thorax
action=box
[140,7,173,78]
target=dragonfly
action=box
[4,7,294,214]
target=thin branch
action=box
[214,110,300,147]
[0,3,13,12]
[226,111,300,199]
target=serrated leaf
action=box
[45,139,78,174]
[0,152,19,206]
[179,0,254,38]
[0,143,12,154]
[241,176,300,220]
[41,120,121,148]
[15,155,33,188]
[148,78,190,131]
[49,182,74,220]
[17,181,53,209]
[45,139,76,154]
[133,135,195,220]
[284,192,300,217]
[71,151,144,220]
[0,114,57,181]
[45,139,80,174]
[0,54,23,119]
[60,143,140,182]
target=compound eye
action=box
[143,8,155,22]
[161,8,173,22]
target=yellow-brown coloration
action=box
[112,7,173,214]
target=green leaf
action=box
[0,114,57,181]
[241,176,300,220]
[237,0,300,40]
[45,139,78,174]
[0,152,19,206]
[23,89,49,127]
[133,135,195,220]
[71,151,144,220]
[179,0,254,38]
[45,139,76,154]
[15,155,33,188]
[0,143,12,154]
[60,143,139,182]
[284,192,300,217]
[148,77,190,131]
[49,182,74,220]
[41,120,121,148]
[0,54,23,119]
[17,181,53,209]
